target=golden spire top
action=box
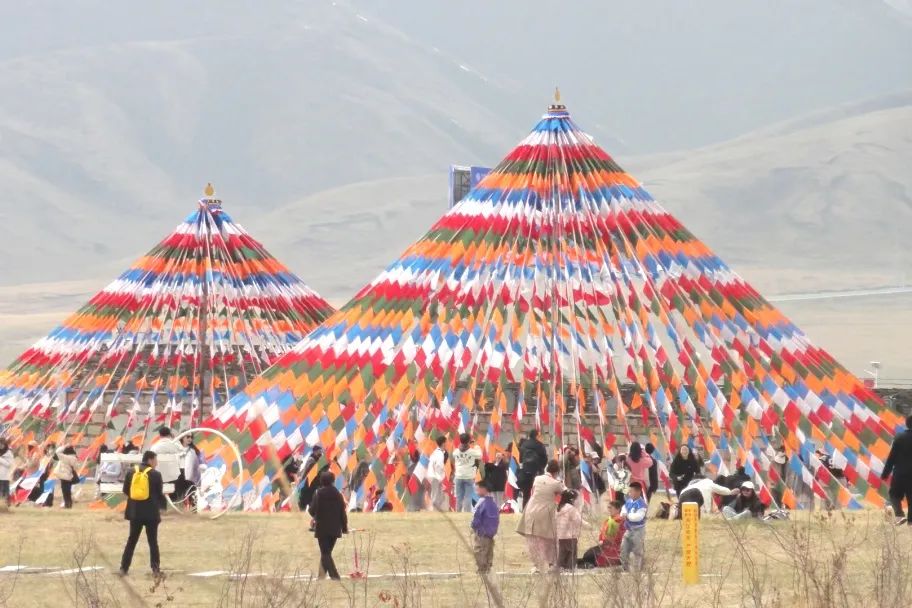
[549,86,566,112]
[204,182,215,197]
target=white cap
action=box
[740,481,755,491]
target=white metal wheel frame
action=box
[168,426,244,520]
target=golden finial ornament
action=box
[204,183,215,197]
[549,86,566,111]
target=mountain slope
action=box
[253,93,912,300]
[0,0,525,285]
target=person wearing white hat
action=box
[722,481,766,520]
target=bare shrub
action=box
[386,543,424,608]
[721,520,780,608]
[766,514,867,608]
[0,535,23,608]
[870,520,912,605]
[64,530,122,608]
[216,528,326,608]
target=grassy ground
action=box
[0,501,910,608]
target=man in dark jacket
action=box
[882,416,912,525]
[119,451,165,575]
[518,430,547,509]
[308,471,348,579]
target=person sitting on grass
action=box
[620,481,648,572]
[470,480,500,574]
[578,499,625,568]
[716,466,750,508]
[556,489,583,570]
[722,481,766,520]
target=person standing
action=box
[119,451,164,575]
[54,445,79,509]
[555,490,582,570]
[0,438,13,507]
[882,415,912,525]
[182,436,203,512]
[347,458,370,512]
[428,436,449,511]
[308,471,348,580]
[518,430,547,510]
[453,434,482,513]
[619,482,648,572]
[644,443,659,501]
[625,443,653,501]
[516,459,564,573]
[470,480,500,574]
[406,450,426,512]
[151,427,181,510]
[483,451,508,507]
[669,445,700,498]
[561,447,582,492]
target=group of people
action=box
[0,426,204,513]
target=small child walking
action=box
[620,481,648,572]
[555,489,583,570]
[470,480,500,574]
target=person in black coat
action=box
[669,445,700,497]
[308,471,348,579]
[518,430,548,508]
[483,451,509,506]
[644,443,659,501]
[882,415,912,525]
[119,451,165,575]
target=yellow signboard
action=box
[681,501,699,584]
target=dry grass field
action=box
[1,500,910,608]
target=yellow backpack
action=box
[129,465,151,501]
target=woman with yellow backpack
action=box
[118,451,165,576]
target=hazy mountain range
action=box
[0,0,910,378]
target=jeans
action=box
[120,520,160,573]
[60,479,74,509]
[317,535,340,580]
[620,526,645,571]
[454,478,475,512]
[722,505,752,520]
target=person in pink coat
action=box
[625,443,654,501]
